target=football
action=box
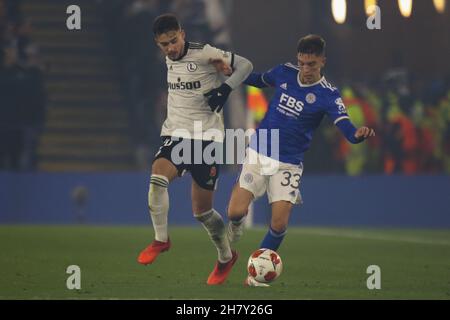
[247,248,283,283]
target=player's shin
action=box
[148,175,170,242]
[227,215,245,244]
[195,209,232,263]
[260,227,287,251]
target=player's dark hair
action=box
[297,34,326,56]
[153,13,181,36]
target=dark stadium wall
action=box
[1,172,449,228]
[230,0,450,82]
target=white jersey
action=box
[161,42,234,142]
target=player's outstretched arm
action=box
[204,54,253,112]
[210,60,274,89]
[211,60,280,89]
[335,119,375,144]
[242,64,282,88]
[243,73,270,88]
[223,54,253,89]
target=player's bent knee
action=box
[227,187,252,219]
[192,204,212,216]
[151,159,178,180]
[227,203,248,220]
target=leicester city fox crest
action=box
[306,93,316,104]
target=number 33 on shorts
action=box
[239,162,303,205]
[268,166,303,204]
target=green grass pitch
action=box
[1,225,449,299]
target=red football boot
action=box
[137,239,171,265]
[206,250,238,285]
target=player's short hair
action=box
[153,13,181,36]
[297,34,326,56]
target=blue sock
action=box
[259,227,286,251]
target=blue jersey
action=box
[247,63,350,165]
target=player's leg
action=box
[192,179,233,263]
[138,138,181,265]
[242,194,292,287]
[259,200,292,251]
[226,184,254,243]
[148,158,178,242]
[227,158,267,244]
[244,166,300,287]
[190,161,237,285]
[260,164,303,251]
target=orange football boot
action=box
[137,239,171,265]
[206,250,238,285]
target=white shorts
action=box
[238,148,303,205]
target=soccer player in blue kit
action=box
[221,34,375,286]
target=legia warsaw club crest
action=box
[187,62,197,72]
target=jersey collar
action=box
[297,72,324,87]
[169,41,190,62]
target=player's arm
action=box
[327,93,375,144]
[335,119,375,144]
[212,61,280,89]
[224,53,253,89]
[243,64,283,88]
[243,73,271,88]
[203,45,253,112]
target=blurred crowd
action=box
[311,73,450,175]
[0,0,46,171]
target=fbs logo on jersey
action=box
[187,62,197,72]
[278,92,304,117]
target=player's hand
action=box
[204,83,232,113]
[210,58,233,76]
[354,126,375,140]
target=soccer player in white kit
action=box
[137,14,253,285]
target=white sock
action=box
[195,209,232,263]
[148,174,169,242]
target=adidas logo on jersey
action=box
[206,179,214,185]
[280,83,287,90]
